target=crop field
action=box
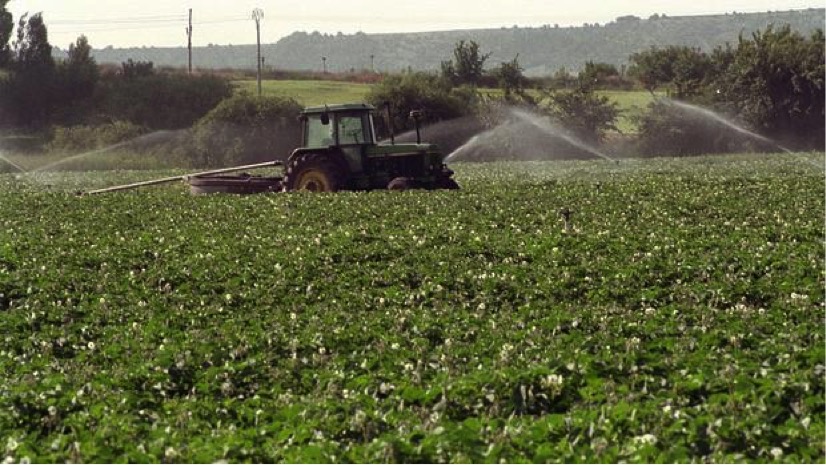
[0,153,823,462]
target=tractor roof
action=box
[302,103,376,114]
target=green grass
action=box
[233,79,656,133]
[0,153,823,462]
[234,79,371,106]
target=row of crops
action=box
[0,154,823,462]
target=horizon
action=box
[8,0,823,50]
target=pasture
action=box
[232,79,658,133]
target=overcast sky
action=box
[8,0,822,49]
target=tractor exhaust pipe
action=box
[384,101,395,145]
[82,160,284,195]
[410,110,423,144]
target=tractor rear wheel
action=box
[283,153,345,192]
[387,177,420,190]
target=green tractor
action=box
[84,103,458,195]
[284,103,459,192]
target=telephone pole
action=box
[252,8,264,96]
[186,9,193,74]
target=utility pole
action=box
[370,54,375,72]
[322,56,327,74]
[186,9,193,74]
[252,8,264,96]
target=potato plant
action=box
[0,154,823,463]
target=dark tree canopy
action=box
[0,0,12,68]
[441,40,491,86]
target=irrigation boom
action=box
[83,160,284,195]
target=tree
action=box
[628,46,711,98]
[4,13,55,127]
[712,25,825,148]
[441,40,491,86]
[494,54,531,102]
[0,0,12,68]
[366,72,476,135]
[578,61,619,88]
[542,88,619,143]
[53,35,99,124]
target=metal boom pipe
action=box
[83,160,284,195]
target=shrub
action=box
[367,72,477,137]
[191,94,303,167]
[97,71,233,130]
[632,100,764,156]
[47,121,146,153]
[541,88,619,143]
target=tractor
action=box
[285,103,458,192]
[85,103,459,195]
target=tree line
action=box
[0,2,822,164]
[0,7,231,133]
[55,9,824,77]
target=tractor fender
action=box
[287,148,353,175]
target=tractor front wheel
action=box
[434,177,460,190]
[283,153,345,192]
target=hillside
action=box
[55,8,824,76]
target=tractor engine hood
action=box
[370,143,442,157]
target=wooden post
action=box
[252,8,264,96]
[187,9,193,74]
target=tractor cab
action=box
[301,103,377,149]
[285,103,458,192]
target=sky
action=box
[8,0,823,49]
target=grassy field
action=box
[0,153,823,462]
[234,79,371,107]
[233,79,657,133]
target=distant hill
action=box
[54,9,825,77]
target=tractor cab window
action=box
[305,114,335,148]
[337,113,371,145]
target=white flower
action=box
[770,447,783,459]
[5,438,18,452]
[633,434,657,445]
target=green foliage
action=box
[632,100,761,156]
[46,121,146,153]
[2,13,55,128]
[578,61,620,89]
[712,25,825,149]
[52,35,99,125]
[542,88,620,142]
[0,0,11,68]
[366,72,477,133]
[97,71,233,130]
[493,55,531,102]
[628,46,712,98]
[192,94,302,167]
[0,154,822,462]
[120,59,154,79]
[441,40,492,87]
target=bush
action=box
[541,88,619,143]
[633,100,765,156]
[366,72,477,137]
[47,121,147,153]
[191,94,303,167]
[97,71,233,130]
[712,26,824,149]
